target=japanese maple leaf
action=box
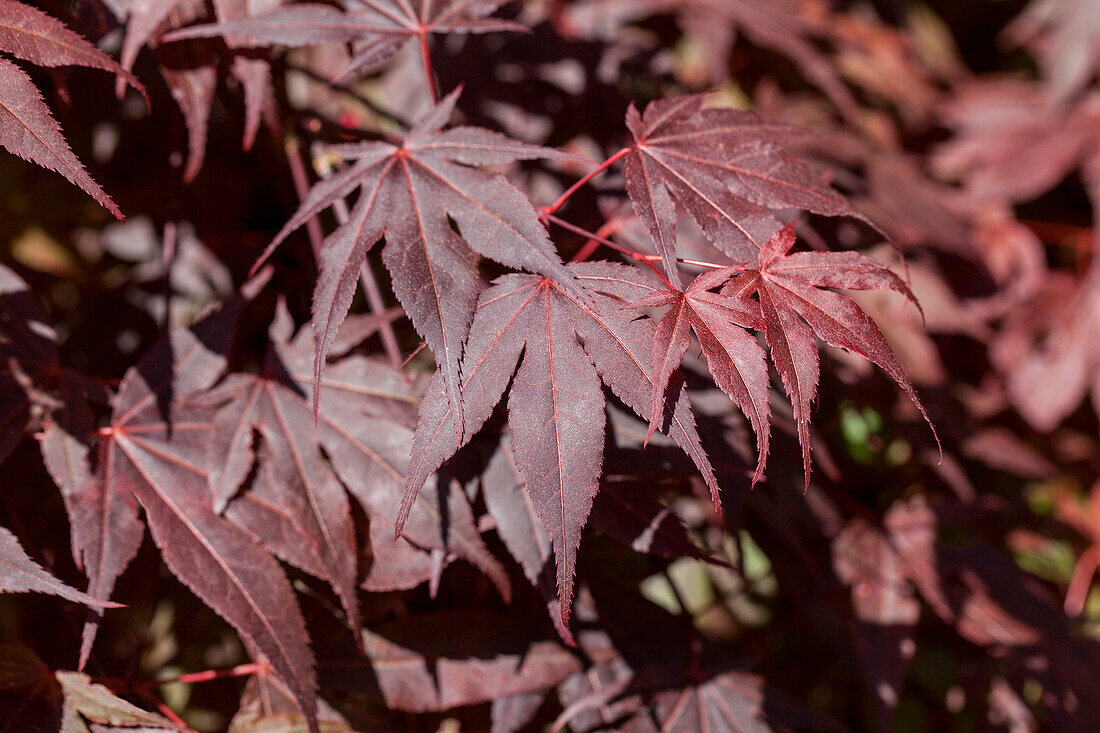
[0,0,142,218]
[165,0,528,81]
[721,224,934,488]
[398,262,718,627]
[106,0,280,181]
[934,81,1100,207]
[53,287,321,733]
[0,648,183,733]
[196,303,510,615]
[629,266,770,488]
[256,88,581,429]
[0,524,120,609]
[623,94,857,281]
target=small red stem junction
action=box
[540,146,727,287]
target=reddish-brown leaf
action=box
[258,89,581,426]
[632,265,770,491]
[0,57,121,219]
[723,225,934,488]
[72,294,320,733]
[624,94,853,275]
[0,525,120,609]
[401,262,718,626]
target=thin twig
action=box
[541,146,631,217]
[284,138,325,262]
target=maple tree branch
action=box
[285,138,325,262]
[418,32,439,104]
[134,688,195,731]
[138,662,266,690]
[570,216,625,263]
[541,146,631,217]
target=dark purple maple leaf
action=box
[0,524,120,609]
[56,286,321,733]
[629,265,770,491]
[196,302,510,612]
[721,224,935,488]
[105,0,279,181]
[0,0,137,218]
[256,88,582,426]
[623,94,857,278]
[165,0,528,82]
[399,262,718,627]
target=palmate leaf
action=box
[721,224,936,487]
[165,0,528,81]
[197,303,510,611]
[623,94,856,275]
[256,88,582,428]
[107,0,279,180]
[65,291,320,733]
[400,262,718,627]
[630,265,770,490]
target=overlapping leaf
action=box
[400,262,718,626]
[629,265,770,491]
[257,89,581,427]
[623,94,855,277]
[319,610,579,713]
[105,0,279,181]
[0,0,140,217]
[693,225,932,487]
[62,292,320,733]
[198,302,510,609]
[165,0,527,81]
